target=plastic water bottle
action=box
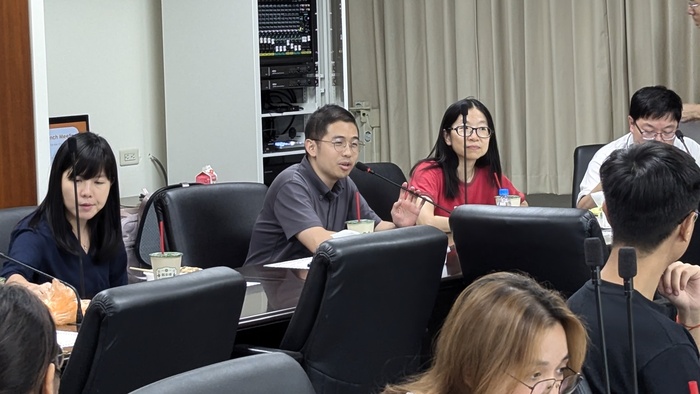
[496,188,511,206]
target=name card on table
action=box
[264,257,313,270]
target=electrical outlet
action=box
[119,148,139,166]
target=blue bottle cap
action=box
[498,188,509,196]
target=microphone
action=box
[584,237,611,394]
[354,162,453,215]
[67,137,86,298]
[0,251,83,325]
[460,103,468,205]
[155,193,167,252]
[618,247,639,394]
[676,130,691,155]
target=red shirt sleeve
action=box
[409,161,443,203]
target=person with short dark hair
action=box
[383,272,587,394]
[0,284,61,394]
[0,132,127,298]
[569,141,700,393]
[244,104,422,266]
[577,85,700,209]
[408,98,526,237]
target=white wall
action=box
[29,0,50,203]
[161,0,262,185]
[43,0,165,198]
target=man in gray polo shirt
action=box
[244,104,422,266]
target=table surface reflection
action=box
[235,248,463,329]
[58,250,463,355]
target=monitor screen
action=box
[49,114,89,162]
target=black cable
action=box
[280,115,296,135]
[460,104,468,205]
[149,154,168,185]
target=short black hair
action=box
[629,86,683,123]
[304,104,358,141]
[0,285,57,393]
[601,142,700,254]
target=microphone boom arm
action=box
[618,247,639,394]
[584,237,611,394]
[355,162,453,215]
[67,137,86,299]
[0,251,84,325]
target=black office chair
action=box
[571,144,604,208]
[134,184,200,267]
[0,206,36,271]
[274,225,448,394]
[349,162,406,221]
[0,206,35,252]
[155,182,267,269]
[131,353,315,394]
[59,267,247,394]
[450,205,607,297]
[575,377,593,394]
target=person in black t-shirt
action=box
[569,142,700,393]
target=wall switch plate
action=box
[119,148,139,166]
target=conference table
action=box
[234,249,464,346]
[58,249,464,353]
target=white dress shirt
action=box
[577,133,700,204]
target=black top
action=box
[0,215,127,298]
[568,280,700,393]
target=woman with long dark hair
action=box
[1,132,126,298]
[410,98,526,234]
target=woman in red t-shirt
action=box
[409,97,526,235]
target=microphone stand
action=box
[460,103,468,205]
[354,162,453,215]
[584,237,611,394]
[676,130,691,155]
[0,251,83,325]
[67,138,86,299]
[618,247,639,394]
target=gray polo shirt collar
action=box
[298,156,345,201]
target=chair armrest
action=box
[233,344,304,364]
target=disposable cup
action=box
[149,252,183,280]
[345,219,375,234]
[494,195,521,206]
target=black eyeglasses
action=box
[633,120,677,141]
[509,367,582,394]
[311,139,364,153]
[445,125,493,138]
[54,344,66,376]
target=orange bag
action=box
[37,279,78,325]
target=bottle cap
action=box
[498,188,509,196]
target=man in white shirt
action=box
[577,85,700,209]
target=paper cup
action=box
[494,195,521,206]
[345,219,375,234]
[149,252,183,280]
